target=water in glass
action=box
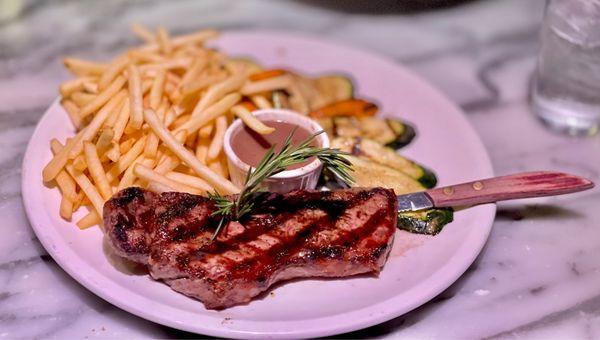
[532,0,600,135]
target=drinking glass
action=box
[0,0,23,23]
[532,0,600,136]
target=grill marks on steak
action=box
[104,187,155,263]
[103,187,398,309]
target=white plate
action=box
[22,31,495,339]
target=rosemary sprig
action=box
[208,129,353,240]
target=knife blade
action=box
[396,192,434,212]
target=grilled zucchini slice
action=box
[341,155,453,235]
[344,155,423,194]
[271,74,354,111]
[356,116,397,145]
[361,116,416,149]
[332,137,437,188]
[332,117,362,138]
[317,116,416,149]
[385,118,416,149]
[313,75,354,108]
[397,209,454,235]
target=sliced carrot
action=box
[239,99,258,111]
[249,69,287,82]
[309,99,378,118]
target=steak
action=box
[103,187,398,309]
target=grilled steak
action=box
[103,187,398,309]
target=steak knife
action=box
[396,171,594,212]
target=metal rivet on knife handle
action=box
[443,187,454,196]
[472,181,484,190]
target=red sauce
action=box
[231,120,317,170]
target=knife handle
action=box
[425,171,594,208]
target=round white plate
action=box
[22,31,495,339]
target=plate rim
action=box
[21,30,496,338]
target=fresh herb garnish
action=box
[208,129,353,241]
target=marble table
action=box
[2,0,600,338]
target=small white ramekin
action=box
[223,109,329,193]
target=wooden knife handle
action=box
[425,171,594,208]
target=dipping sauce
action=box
[231,120,317,170]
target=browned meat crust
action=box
[103,187,397,309]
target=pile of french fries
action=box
[44,24,284,229]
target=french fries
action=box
[146,181,175,194]
[134,164,202,194]
[113,98,130,142]
[181,73,226,96]
[43,130,84,182]
[240,74,292,95]
[198,123,213,138]
[156,26,173,55]
[207,116,228,161]
[60,77,95,98]
[79,76,127,118]
[76,210,102,229]
[69,90,127,159]
[127,64,144,129]
[83,81,98,94]
[251,95,273,109]
[65,164,105,217]
[118,156,154,191]
[191,74,246,117]
[140,29,219,53]
[131,23,156,43]
[96,128,114,152]
[231,105,275,135]
[61,99,83,130]
[98,56,129,91]
[144,109,238,194]
[60,196,74,221]
[71,92,96,107]
[176,92,241,135]
[165,171,212,192]
[49,139,77,210]
[106,135,147,182]
[179,58,207,90]
[84,142,113,200]
[48,25,294,229]
[63,57,107,76]
[149,69,166,110]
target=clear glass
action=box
[532,0,600,136]
[0,0,23,23]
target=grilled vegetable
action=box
[383,118,416,149]
[397,209,453,235]
[309,99,378,118]
[332,137,437,188]
[341,154,452,235]
[344,155,423,194]
[249,69,287,81]
[272,90,291,109]
[330,117,361,138]
[311,75,354,109]
[356,116,416,149]
[318,116,416,149]
[239,100,258,111]
[251,71,355,113]
[288,74,354,111]
[249,70,305,112]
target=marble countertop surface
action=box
[2,0,600,338]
